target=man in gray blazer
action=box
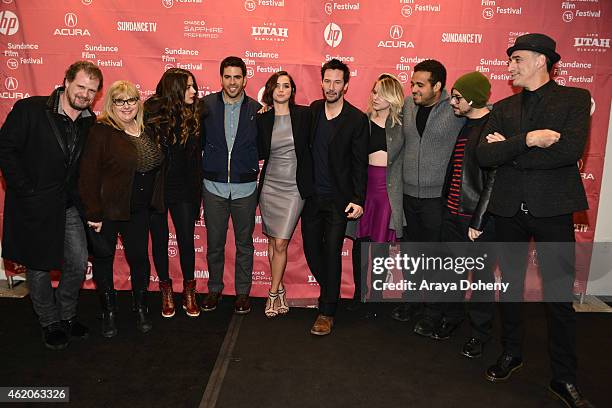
[392,60,464,335]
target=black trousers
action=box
[402,195,444,316]
[352,238,390,302]
[301,196,348,316]
[438,210,495,341]
[495,211,577,383]
[150,201,197,282]
[92,208,151,294]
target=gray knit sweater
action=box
[401,90,465,198]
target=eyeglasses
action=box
[450,95,464,104]
[112,97,139,106]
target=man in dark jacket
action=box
[431,72,496,359]
[476,33,593,408]
[200,56,261,314]
[0,61,103,350]
[302,58,368,336]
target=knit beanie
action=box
[452,72,491,108]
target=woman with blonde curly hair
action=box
[80,80,163,336]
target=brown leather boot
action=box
[159,280,175,318]
[183,279,200,317]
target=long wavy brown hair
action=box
[146,68,200,146]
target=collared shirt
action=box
[520,79,554,132]
[203,91,257,199]
[55,92,92,159]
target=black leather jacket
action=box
[443,114,496,231]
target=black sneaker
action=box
[391,303,412,322]
[61,319,89,340]
[485,352,523,382]
[431,318,462,341]
[42,322,69,350]
[461,337,485,359]
[413,317,437,338]
[548,381,595,408]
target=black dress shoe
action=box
[391,303,412,322]
[461,337,485,359]
[413,317,437,338]
[485,352,523,382]
[42,322,69,350]
[431,318,462,341]
[234,294,251,314]
[549,381,595,408]
[61,319,89,339]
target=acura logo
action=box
[5,77,18,91]
[389,25,403,40]
[64,13,78,27]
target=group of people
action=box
[0,32,593,407]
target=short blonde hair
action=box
[97,80,144,132]
[367,73,404,127]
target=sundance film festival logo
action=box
[54,12,91,36]
[324,23,342,48]
[245,0,256,11]
[162,0,203,7]
[6,57,18,70]
[401,5,413,17]
[2,0,14,4]
[82,0,93,5]
[0,10,19,36]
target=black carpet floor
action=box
[216,301,612,408]
[1,294,611,407]
[0,290,232,408]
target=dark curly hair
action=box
[146,68,200,147]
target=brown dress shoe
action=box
[159,280,175,318]
[310,314,334,336]
[182,279,200,317]
[201,292,221,312]
[234,294,251,314]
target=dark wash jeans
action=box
[26,206,88,327]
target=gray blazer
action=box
[346,115,405,240]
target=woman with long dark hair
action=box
[146,68,203,318]
[257,71,312,317]
[80,80,163,336]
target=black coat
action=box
[476,81,590,217]
[256,104,313,199]
[442,114,496,231]
[0,89,95,269]
[309,99,368,213]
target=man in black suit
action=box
[0,61,103,350]
[302,58,368,336]
[477,34,593,408]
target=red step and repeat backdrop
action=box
[1,0,610,299]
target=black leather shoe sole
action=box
[548,387,574,408]
[234,307,251,315]
[484,362,523,382]
[461,348,482,359]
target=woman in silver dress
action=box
[257,71,313,317]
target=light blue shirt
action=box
[203,92,256,199]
